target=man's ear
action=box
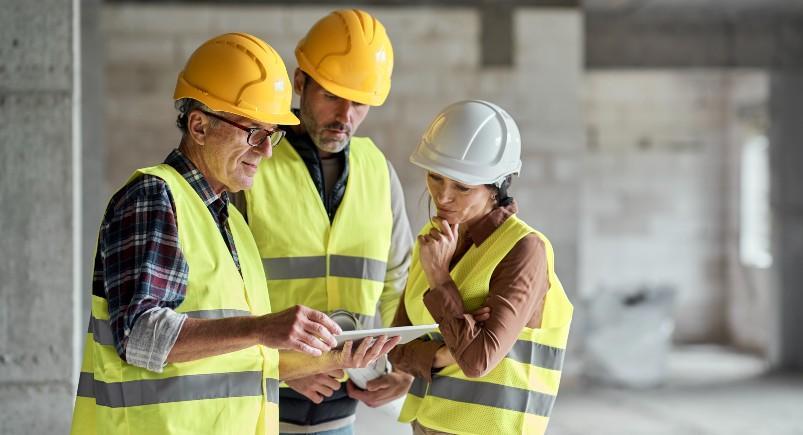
[293,68,306,96]
[187,110,208,145]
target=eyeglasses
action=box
[200,110,285,148]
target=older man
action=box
[70,33,397,435]
[236,10,414,435]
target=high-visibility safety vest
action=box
[70,164,280,435]
[244,137,394,326]
[399,215,573,435]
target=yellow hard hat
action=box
[295,9,394,106]
[174,32,299,125]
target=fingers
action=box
[293,339,323,357]
[346,380,367,399]
[432,219,458,241]
[361,335,389,366]
[351,336,377,365]
[288,377,328,404]
[346,379,384,406]
[296,387,324,403]
[471,306,491,322]
[294,325,332,356]
[473,312,491,322]
[316,373,342,392]
[301,308,339,348]
[340,335,390,368]
[304,307,343,335]
[339,340,354,361]
[377,335,401,356]
[327,369,345,379]
[365,376,391,392]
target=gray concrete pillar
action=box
[768,70,803,370]
[0,0,103,431]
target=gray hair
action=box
[175,98,214,135]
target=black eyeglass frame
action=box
[199,110,285,148]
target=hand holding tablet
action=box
[334,323,439,348]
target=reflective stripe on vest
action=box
[76,371,280,407]
[71,164,279,435]
[262,254,386,282]
[245,137,395,323]
[399,215,573,435]
[426,333,566,372]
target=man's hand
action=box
[346,371,413,408]
[285,370,344,404]
[257,305,342,356]
[336,335,402,369]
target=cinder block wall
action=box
[583,70,767,344]
[101,4,584,300]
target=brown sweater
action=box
[389,202,549,381]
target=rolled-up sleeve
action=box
[99,176,189,372]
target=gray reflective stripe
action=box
[89,310,251,347]
[507,340,565,371]
[183,309,251,319]
[429,375,556,417]
[265,378,280,404]
[428,332,564,371]
[329,255,386,282]
[409,377,428,398]
[89,317,115,346]
[262,255,386,282]
[263,256,326,280]
[84,371,264,408]
[77,371,94,398]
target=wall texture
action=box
[582,70,768,343]
[100,4,584,302]
[0,1,77,433]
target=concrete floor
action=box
[354,346,803,435]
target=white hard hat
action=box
[410,100,522,186]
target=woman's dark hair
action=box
[487,175,514,207]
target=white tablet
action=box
[334,324,439,348]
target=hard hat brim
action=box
[410,152,519,187]
[174,79,300,126]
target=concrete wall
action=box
[100,4,584,305]
[1,1,77,432]
[582,70,760,343]
[768,70,803,370]
[0,0,104,432]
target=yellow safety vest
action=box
[244,137,394,326]
[70,164,280,435]
[399,215,573,435]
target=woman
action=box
[388,100,573,435]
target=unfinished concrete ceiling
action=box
[584,0,803,68]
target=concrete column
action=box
[768,70,803,370]
[0,0,103,431]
